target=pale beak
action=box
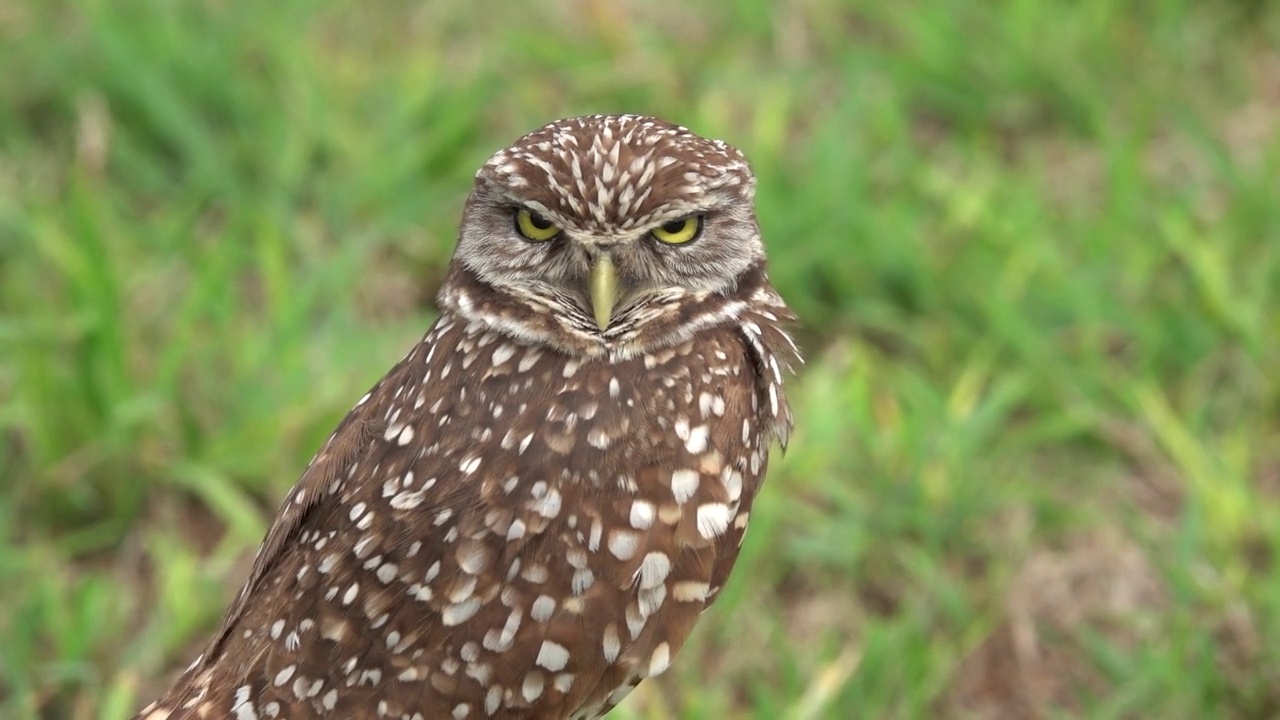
[589,254,618,331]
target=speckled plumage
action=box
[136,115,798,720]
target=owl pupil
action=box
[662,219,686,233]
[530,212,553,229]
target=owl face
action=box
[453,115,765,336]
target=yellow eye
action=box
[650,215,703,245]
[515,208,560,242]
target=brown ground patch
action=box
[942,530,1166,719]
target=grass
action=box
[2,0,1278,717]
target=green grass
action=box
[2,0,1279,717]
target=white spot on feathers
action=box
[648,642,672,676]
[536,640,570,671]
[608,529,640,560]
[629,500,655,529]
[636,552,671,589]
[670,469,700,504]
[696,503,733,539]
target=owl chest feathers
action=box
[302,311,789,715]
[350,307,787,579]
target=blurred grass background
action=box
[2,0,1279,717]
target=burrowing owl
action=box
[136,115,798,719]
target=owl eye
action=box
[514,208,560,242]
[650,215,703,245]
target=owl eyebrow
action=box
[502,198,565,221]
[511,205,554,222]
[650,205,717,223]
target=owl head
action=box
[445,115,768,351]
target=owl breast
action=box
[397,319,769,718]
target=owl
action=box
[135,114,799,719]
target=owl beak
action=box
[589,254,618,331]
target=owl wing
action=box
[141,322,449,717]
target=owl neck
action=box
[435,261,794,364]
